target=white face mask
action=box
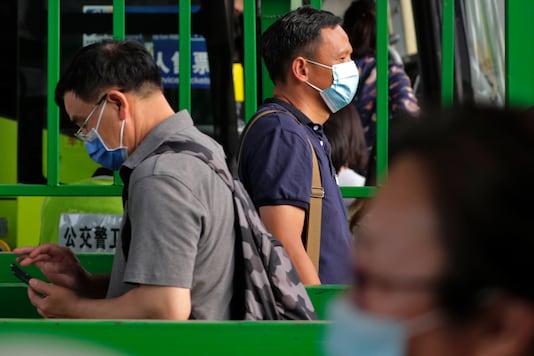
[305,59,359,113]
[324,297,443,356]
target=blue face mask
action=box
[324,298,441,356]
[305,59,359,113]
[83,100,128,171]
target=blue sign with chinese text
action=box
[152,34,210,89]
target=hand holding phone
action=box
[9,263,46,297]
[9,263,33,285]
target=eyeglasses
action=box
[74,94,107,141]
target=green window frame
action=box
[2,0,532,202]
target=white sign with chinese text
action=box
[58,214,122,252]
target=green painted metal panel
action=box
[0,253,346,321]
[243,0,258,122]
[0,118,17,184]
[306,284,347,320]
[47,0,60,187]
[16,196,45,247]
[179,1,192,111]
[0,320,329,355]
[0,200,17,249]
[441,0,455,105]
[506,0,534,107]
[339,186,376,198]
[0,284,41,318]
[113,0,126,40]
[309,0,323,9]
[112,0,126,185]
[0,185,123,197]
[375,0,388,185]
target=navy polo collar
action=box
[264,98,314,127]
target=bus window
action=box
[461,0,505,106]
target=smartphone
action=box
[9,263,33,285]
[10,263,46,298]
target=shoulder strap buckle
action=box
[311,186,325,199]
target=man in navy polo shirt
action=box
[238,7,359,284]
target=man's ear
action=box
[107,89,128,120]
[473,297,534,356]
[291,57,310,83]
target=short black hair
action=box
[390,106,534,321]
[55,39,162,109]
[261,6,341,84]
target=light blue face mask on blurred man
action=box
[324,297,442,356]
[305,59,359,113]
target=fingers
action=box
[27,280,77,319]
[20,254,54,266]
[17,254,49,267]
[14,246,39,265]
[15,243,67,266]
[13,246,37,255]
[28,279,48,298]
[27,243,63,258]
[27,282,45,314]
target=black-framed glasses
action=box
[74,94,107,141]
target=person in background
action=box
[323,104,368,208]
[343,0,419,156]
[326,106,534,356]
[14,40,235,320]
[238,7,357,285]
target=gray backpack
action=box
[147,140,317,320]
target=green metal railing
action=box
[0,1,509,202]
[441,0,455,105]
[243,1,257,123]
[340,0,387,198]
[375,0,389,187]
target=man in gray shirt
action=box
[14,40,235,320]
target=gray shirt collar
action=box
[123,110,194,170]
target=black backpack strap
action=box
[119,165,133,259]
[155,141,235,190]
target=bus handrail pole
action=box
[441,0,455,105]
[376,0,389,184]
[47,0,61,187]
[179,1,192,111]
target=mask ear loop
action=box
[119,119,126,147]
[93,99,108,133]
[305,59,335,88]
[305,59,333,70]
[305,81,324,93]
